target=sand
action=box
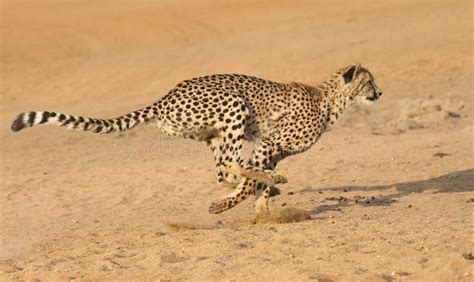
[1,0,473,280]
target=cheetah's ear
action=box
[342,64,361,83]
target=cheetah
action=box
[11,64,382,214]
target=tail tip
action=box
[11,114,25,132]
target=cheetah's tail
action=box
[11,103,159,134]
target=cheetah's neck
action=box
[314,76,352,128]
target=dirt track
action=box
[1,0,473,280]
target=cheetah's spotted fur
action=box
[11,64,382,214]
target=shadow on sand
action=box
[302,168,474,215]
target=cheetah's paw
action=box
[208,201,229,214]
[269,186,281,197]
[239,169,287,186]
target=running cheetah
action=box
[11,64,382,214]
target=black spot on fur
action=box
[62,119,72,126]
[40,111,50,124]
[116,119,123,131]
[28,112,36,126]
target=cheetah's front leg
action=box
[250,140,291,213]
[220,165,287,186]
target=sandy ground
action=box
[1,0,473,280]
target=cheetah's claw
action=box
[208,201,228,214]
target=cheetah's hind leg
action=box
[208,178,256,214]
[207,138,241,189]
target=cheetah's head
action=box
[339,64,382,105]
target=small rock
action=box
[462,252,474,260]
[419,257,428,263]
[234,242,254,249]
[433,152,451,158]
[395,270,411,276]
[447,111,461,118]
